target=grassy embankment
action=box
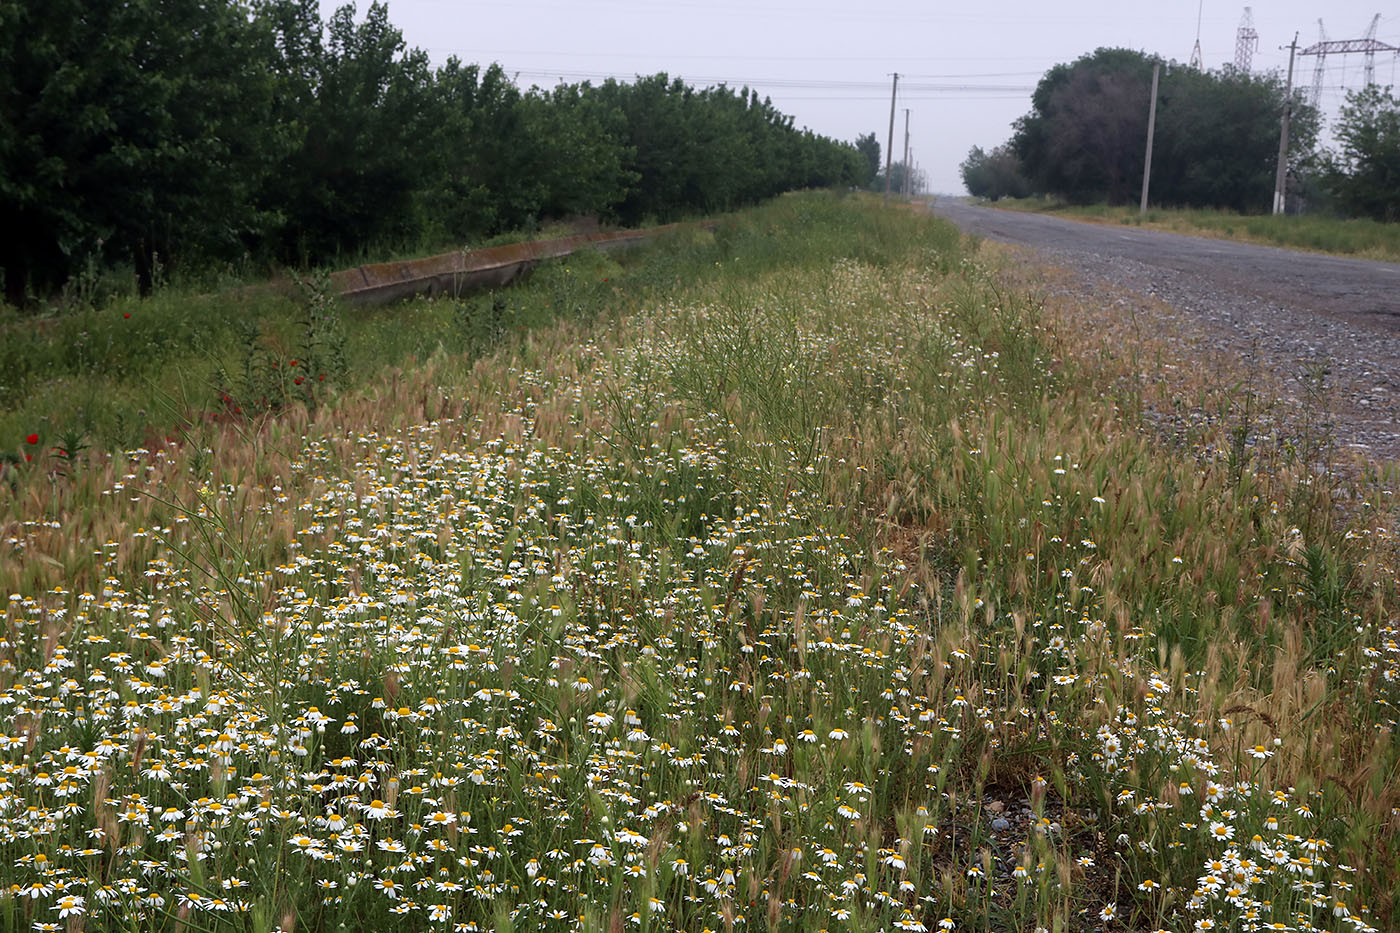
[987,196,1400,264]
[1,192,1397,932]
[0,215,646,460]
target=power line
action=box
[425,47,1043,76]
[427,45,1084,65]
[428,0,1138,24]
[508,69,1032,93]
[1302,15,1398,108]
[770,94,1033,101]
[428,47,896,62]
[885,71,1044,78]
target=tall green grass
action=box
[2,193,953,465]
[0,192,1395,932]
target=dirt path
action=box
[931,197,1400,463]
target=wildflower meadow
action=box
[2,194,1397,933]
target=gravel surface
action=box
[931,197,1400,463]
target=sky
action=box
[328,1,1400,194]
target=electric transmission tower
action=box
[1362,13,1382,86]
[1189,0,1205,69]
[1301,14,1398,108]
[1309,20,1329,109]
[1235,7,1259,72]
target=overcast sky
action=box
[330,1,1400,194]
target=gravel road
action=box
[930,197,1400,463]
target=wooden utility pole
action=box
[1140,61,1160,217]
[902,109,911,197]
[884,73,899,202]
[1273,34,1299,215]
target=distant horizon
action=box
[325,1,1399,195]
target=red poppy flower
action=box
[25,433,38,445]
[123,313,131,319]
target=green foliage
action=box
[592,75,865,224]
[429,60,535,236]
[854,131,881,186]
[1153,65,1317,212]
[1324,85,1400,222]
[261,1,452,263]
[0,193,892,454]
[427,66,638,238]
[1007,49,1317,210]
[960,144,1031,200]
[4,193,1396,931]
[1012,48,1157,204]
[523,85,638,223]
[872,160,926,195]
[211,272,348,417]
[0,1,864,301]
[0,0,280,301]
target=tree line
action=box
[961,47,1399,221]
[0,0,871,304]
[850,133,924,196]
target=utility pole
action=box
[1140,61,1160,217]
[1273,34,1298,216]
[884,73,899,202]
[902,108,911,198]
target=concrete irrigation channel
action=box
[327,220,716,307]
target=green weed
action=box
[0,192,1394,933]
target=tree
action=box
[521,83,637,224]
[1012,48,1154,204]
[589,75,858,224]
[1,1,864,300]
[429,61,541,236]
[854,132,881,187]
[262,2,453,263]
[430,74,636,235]
[1007,48,1316,211]
[960,144,1030,200]
[1152,66,1316,213]
[0,0,279,300]
[1324,85,1400,221]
